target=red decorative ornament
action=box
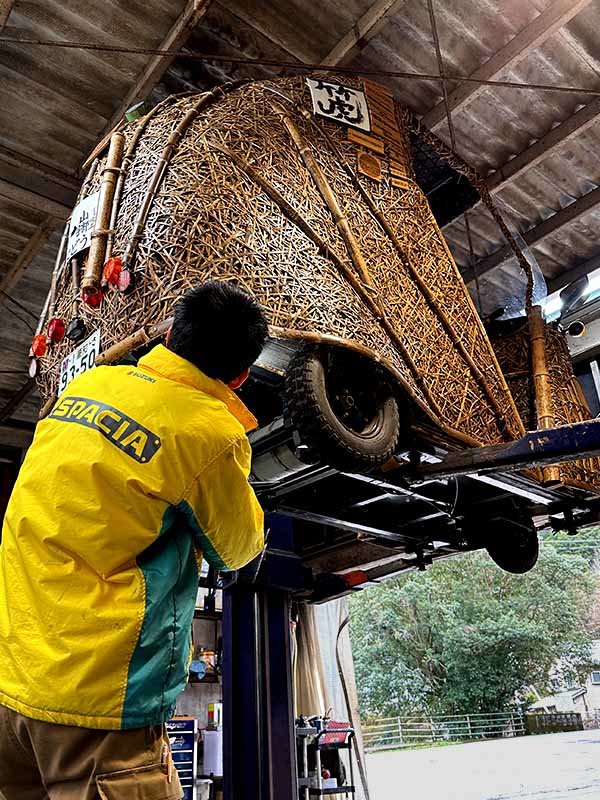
[81,287,103,308]
[47,317,66,343]
[103,257,122,286]
[117,268,133,293]
[31,334,47,358]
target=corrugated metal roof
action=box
[0,0,190,422]
[4,0,600,422]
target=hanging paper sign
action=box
[66,191,100,261]
[306,79,371,132]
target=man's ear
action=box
[228,368,250,390]
[165,327,172,347]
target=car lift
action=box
[220,417,600,800]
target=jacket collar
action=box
[138,345,258,433]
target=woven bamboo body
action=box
[38,76,524,447]
[491,321,600,492]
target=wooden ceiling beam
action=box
[463,185,600,284]
[485,96,600,194]
[0,379,36,424]
[215,1,310,62]
[0,0,14,32]
[0,216,59,298]
[547,252,600,295]
[0,144,80,194]
[0,421,34,449]
[423,0,593,130]
[322,0,409,66]
[102,0,212,136]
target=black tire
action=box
[485,516,539,574]
[285,345,400,471]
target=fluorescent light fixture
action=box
[584,268,600,297]
[542,294,563,319]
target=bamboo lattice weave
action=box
[491,322,600,491]
[39,77,528,447]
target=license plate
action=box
[58,329,101,395]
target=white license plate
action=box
[58,329,101,395]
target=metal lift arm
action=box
[414,417,600,481]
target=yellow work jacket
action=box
[0,345,264,730]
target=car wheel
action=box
[485,515,539,574]
[285,344,400,471]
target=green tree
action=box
[349,543,597,718]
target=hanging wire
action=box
[426,0,457,152]
[2,36,600,96]
[464,209,483,314]
[0,289,38,320]
[0,300,35,334]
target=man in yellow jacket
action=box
[0,281,268,799]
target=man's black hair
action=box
[168,281,268,383]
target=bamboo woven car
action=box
[33,75,600,492]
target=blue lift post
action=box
[221,418,600,800]
[222,516,306,800]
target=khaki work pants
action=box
[0,705,183,799]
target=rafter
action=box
[0,216,59,297]
[0,145,80,194]
[322,0,409,66]
[423,0,592,130]
[441,95,600,236]
[0,379,35,423]
[0,0,14,32]
[486,96,600,194]
[102,0,211,136]
[463,185,600,284]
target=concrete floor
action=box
[366,730,600,799]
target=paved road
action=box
[366,730,600,799]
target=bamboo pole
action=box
[79,157,100,202]
[213,141,445,420]
[528,305,560,483]
[104,95,195,263]
[306,110,517,440]
[121,86,240,272]
[105,126,145,264]
[67,255,84,334]
[47,224,69,319]
[37,223,69,334]
[81,131,125,295]
[278,110,378,298]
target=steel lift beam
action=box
[221,418,600,800]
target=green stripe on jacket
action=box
[122,503,200,729]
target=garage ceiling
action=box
[2,0,600,430]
